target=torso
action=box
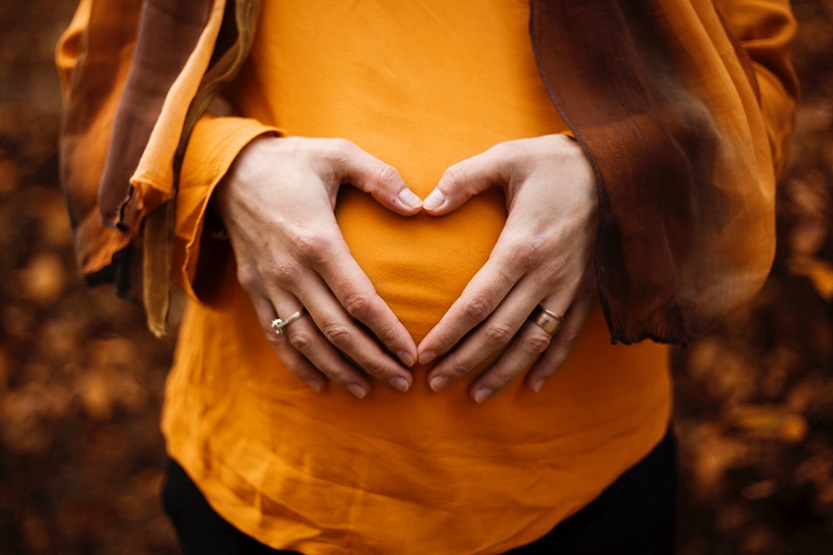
[163,3,672,553]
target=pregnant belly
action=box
[336,187,508,343]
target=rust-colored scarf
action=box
[59,0,793,344]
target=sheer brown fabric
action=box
[530,0,795,343]
[58,0,796,343]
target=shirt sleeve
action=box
[173,114,279,302]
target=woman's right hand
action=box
[214,136,422,398]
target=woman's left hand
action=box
[417,134,598,403]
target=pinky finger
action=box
[252,297,328,392]
[525,292,595,393]
[273,339,330,393]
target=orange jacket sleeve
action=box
[172,115,278,302]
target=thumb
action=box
[335,141,422,216]
[423,147,509,216]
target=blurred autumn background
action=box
[1,1,832,554]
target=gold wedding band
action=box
[271,309,305,335]
[531,306,563,335]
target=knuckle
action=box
[533,258,574,291]
[561,329,581,347]
[540,356,566,380]
[367,362,391,380]
[443,164,468,188]
[447,357,474,379]
[374,163,398,187]
[321,321,353,348]
[509,238,544,272]
[488,369,516,391]
[343,292,374,321]
[462,295,493,326]
[264,328,284,348]
[483,322,514,349]
[373,322,399,347]
[287,330,315,354]
[358,356,388,379]
[524,332,552,356]
[292,229,331,266]
[431,331,457,354]
[490,141,524,170]
[272,258,301,285]
[449,361,471,378]
[236,266,259,292]
[541,255,569,280]
[326,137,355,160]
[490,140,515,159]
[495,266,516,289]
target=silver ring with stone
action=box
[271,309,305,335]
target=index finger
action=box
[417,233,534,364]
[309,230,418,368]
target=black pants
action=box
[162,429,677,555]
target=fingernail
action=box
[419,351,436,365]
[532,379,545,393]
[306,379,322,392]
[398,188,423,210]
[429,375,448,392]
[474,388,494,404]
[422,189,446,211]
[391,377,410,392]
[347,384,367,399]
[398,351,415,367]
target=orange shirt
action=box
[165,2,672,553]
[51,0,795,550]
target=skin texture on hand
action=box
[418,133,598,403]
[213,136,422,398]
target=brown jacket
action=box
[57,0,798,343]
